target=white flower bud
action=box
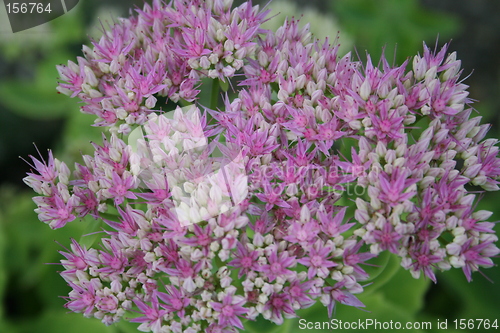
[300,205,311,223]
[257,51,268,67]
[84,66,98,87]
[453,235,467,246]
[472,210,493,221]
[482,244,500,257]
[421,105,431,115]
[210,241,220,252]
[264,234,274,246]
[258,293,268,304]
[424,66,438,82]
[449,256,465,268]
[359,79,371,101]
[144,252,156,263]
[341,265,354,275]
[446,243,462,256]
[413,55,427,80]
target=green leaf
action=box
[1,190,56,282]
[377,266,430,315]
[244,315,287,333]
[337,292,426,333]
[20,310,116,333]
[48,6,85,51]
[210,79,221,110]
[0,2,85,60]
[0,80,73,119]
[0,53,78,120]
[362,252,401,296]
[78,215,106,249]
[0,189,105,313]
[115,320,141,333]
[332,0,459,64]
[63,109,101,142]
[0,210,6,321]
[435,268,500,320]
[0,320,19,333]
[273,291,427,333]
[60,110,103,163]
[219,78,230,92]
[128,126,145,153]
[264,252,431,333]
[362,249,392,282]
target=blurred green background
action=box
[0,0,499,332]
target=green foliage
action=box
[60,109,103,163]
[244,254,432,333]
[331,0,459,64]
[0,187,137,332]
[1,190,73,309]
[0,6,85,120]
[0,6,84,61]
[362,250,400,289]
[0,206,6,323]
[19,311,117,333]
[0,0,497,332]
[0,56,77,120]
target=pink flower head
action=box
[130,295,168,333]
[229,242,261,278]
[460,239,500,282]
[259,250,296,282]
[297,241,337,279]
[264,293,297,325]
[211,292,248,329]
[23,0,500,331]
[324,281,365,318]
[65,278,102,317]
[378,168,417,204]
[157,285,191,318]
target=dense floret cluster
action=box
[24,0,500,332]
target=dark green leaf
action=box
[332,0,459,64]
[362,252,401,296]
[0,211,6,320]
[377,266,430,315]
[20,310,116,333]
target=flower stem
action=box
[210,79,220,110]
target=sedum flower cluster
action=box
[24,0,500,332]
